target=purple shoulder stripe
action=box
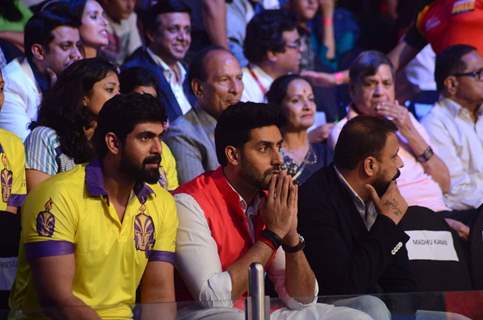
[25,240,75,261]
[7,194,26,207]
[149,250,175,264]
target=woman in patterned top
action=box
[25,58,119,191]
[267,74,334,184]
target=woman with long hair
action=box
[267,74,334,184]
[25,57,119,190]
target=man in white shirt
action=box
[0,8,82,140]
[241,9,302,103]
[422,44,483,211]
[122,0,196,122]
[174,101,388,320]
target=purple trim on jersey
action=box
[7,194,26,207]
[86,159,154,203]
[134,182,154,204]
[85,159,107,197]
[149,250,175,264]
[25,240,75,261]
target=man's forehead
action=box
[282,29,299,41]
[206,51,241,77]
[50,26,80,41]
[157,12,191,26]
[132,121,165,133]
[462,50,483,70]
[247,125,283,143]
[363,65,393,81]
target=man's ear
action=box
[444,76,458,96]
[105,132,121,155]
[191,79,203,98]
[225,146,240,166]
[31,44,46,61]
[145,29,156,45]
[362,156,378,177]
[266,50,278,63]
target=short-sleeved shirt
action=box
[9,160,178,319]
[25,126,75,176]
[0,128,26,210]
[405,0,483,54]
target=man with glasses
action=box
[421,44,483,212]
[241,10,302,103]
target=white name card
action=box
[404,230,459,261]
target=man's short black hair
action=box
[24,3,80,61]
[349,50,394,87]
[435,44,477,92]
[243,9,297,65]
[215,102,282,166]
[94,93,167,158]
[334,116,397,170]
[142,0,191,34]
[120,67,159,96]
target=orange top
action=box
[415,0,483,54]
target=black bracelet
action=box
[282,234,305,253]
[260,229,283,250]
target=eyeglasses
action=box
[453,69,483,81]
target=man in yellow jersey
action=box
[9,93,178,319]
[0,70,28,312]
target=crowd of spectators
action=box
[0,0,482,319]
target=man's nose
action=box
[151,138,162,154]
[71,46,83,61]
[272,149,283,166]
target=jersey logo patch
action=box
[1,153,12,203]
[452,0,475,15]
[36,199,55,237]
[134,205,156,257]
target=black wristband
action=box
[260,229,283,250]
[282,234,305,253]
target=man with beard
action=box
[9,94,178,320]
[298,115,416,296]
[174,102,384,320]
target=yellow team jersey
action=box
[0,129,26,211]
[159,142,179,191]
[9,160,178,319]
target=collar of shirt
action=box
[147,48,186,84]
[225,177,264,242]
[334,166,377,230]
[85,159,155,204]
[439,97,483,122]
[27,57,50,94]
[248,64,274,92]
